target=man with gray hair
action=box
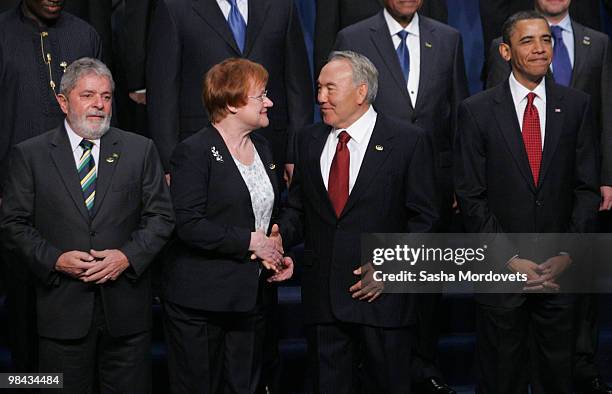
[276,50,438,393]
[0,57,175,392]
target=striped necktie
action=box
[78,139,97,214]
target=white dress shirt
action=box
[217,0,248,23]
[320,106,377,193]
[508,73,547,149]
[549,14,575,71]
[384,9,421,106]
[65,120,100,175]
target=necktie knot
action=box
[227,0,238,7]
[397,30,409,43]
[550,25,563,40]
[338,130,351,145]
[80,139,94,151]
[526,92,537,107]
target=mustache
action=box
[87,110,109,118]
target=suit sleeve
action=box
[121,0,152,91]
[485,39,511,89]
[404,133,440,233]
[0,147,62,284]
[169,140,252,259]
[450,32,470,146]
[599,37,612,185]
[284,1,314,163]
[454,101,505,234]
[569,97,601,233]
[313,0,339,78]
[120,140,175,278]
[146,0,181,171]
[277,133,306,248]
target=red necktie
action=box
[522,92,542,185]
[328,130,351,217]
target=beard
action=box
[68,109,111,139]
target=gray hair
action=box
[59,57,115,96]
[327,50,378,103]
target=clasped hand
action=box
[54,249,130,284]
[508,255,572,291]
[250,224,294,282]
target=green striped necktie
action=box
[78,139,96,215]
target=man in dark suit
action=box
[333,1,468,391]
[485,2,612,392]
[0,57,175,392]
[455,12,600,393]
[313,0,449,76]
[146,0,313,184]
[479,0,610,72]
[0,0,103,374]
[278,50,438,394]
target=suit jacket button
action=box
[535,200,543,207]
[90,231,96,237]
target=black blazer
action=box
[334,11,469,213]
[163,127,280,312]
[454,79,600,306]
[146,0,313,170]
[313,0,448,76]
[0,126,175,339]
[486,23,612,184]
[279,113,439,327]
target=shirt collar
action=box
[549,13,573,34]
[508,72,547,107]
[332,106,377,145]
[64,120,100,153]
[384,9,420,38]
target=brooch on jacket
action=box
[105,153,120,163]
[211,146,224,162]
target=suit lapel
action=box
[341,117,393,217]
[192,0,241,55]
[415,16,437,111]
[308,124,336,218]
[91,129,122,218]
[539,79,565,186]
[369,12,412,106]
[493,82,537,192]
[570,21,589,88]
[243,0,270,56]
[49,126,91,222]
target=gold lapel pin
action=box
[269,163,276,170]
[375,145,384,151]
[60,61,68,73]
[106,153,120,163]
[425,42,433,48]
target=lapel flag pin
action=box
[555,108,562,113]
[375,145,384,151]
[425,42,432,48]
[269,163,276,170]
[583,36,591,45]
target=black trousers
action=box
[475,295,575,394]
[162,301,266,394]
[38,293,151,394]
[411,293,443,383]
[307,322,413,394]
[573,294,601,383]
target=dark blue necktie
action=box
[550,25,572,86]
[396,30,410,83]
[227,0,246,53]
[78,140,97,215]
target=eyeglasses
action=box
[248,90,268,102]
